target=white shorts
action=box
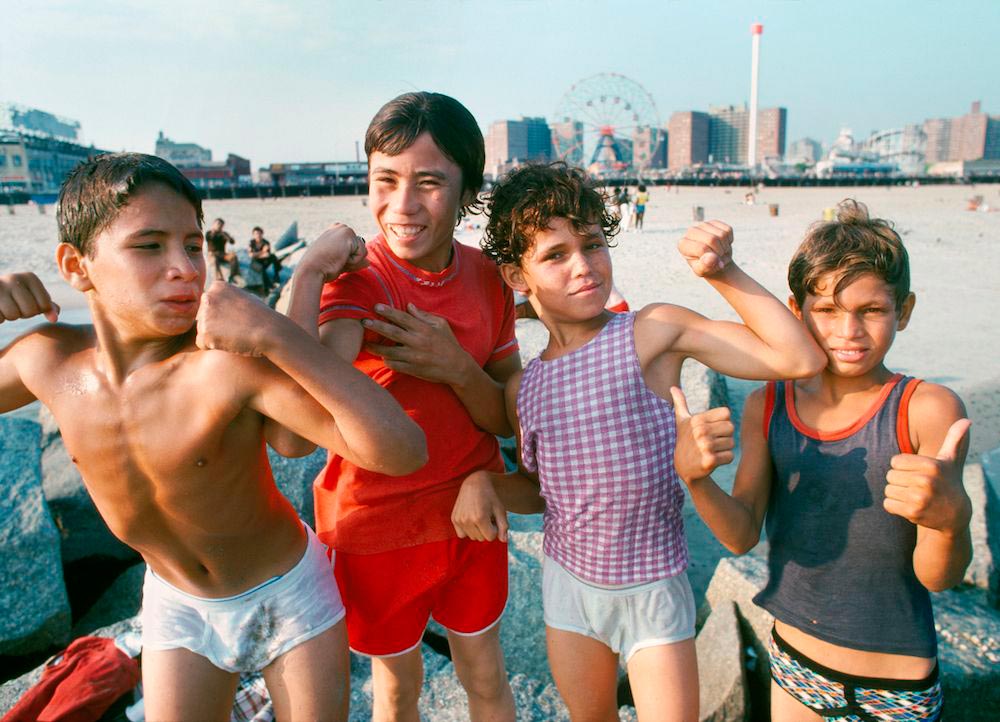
[542,555,695,662]
[140,525,345,673]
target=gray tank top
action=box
[752,374,937,657]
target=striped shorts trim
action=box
[768,626,942,721]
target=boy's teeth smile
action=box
[389,224,424,238]
[833,349,865,361]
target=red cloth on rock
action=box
[3,636,139,722]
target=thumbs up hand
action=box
[884,418,973,531]
[670,386,736,486]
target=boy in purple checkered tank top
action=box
[450,163,826,721]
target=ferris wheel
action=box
[552,73,661,175]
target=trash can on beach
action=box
[768,204,779,217]
[693,206,705,221]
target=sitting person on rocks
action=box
[672,199,972,721]
[205,217,242,283]
[249,225,282,291]
[451,162,825,721]
[0,152,426,721]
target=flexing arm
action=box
[673,385,771,554]
[885,384,972,591]
[637,221,825,380]
[0,273,60,413]
[452,370,544,542]
[198,279,426,476]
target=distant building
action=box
[788,137,822,164]
[262,160,368,187]
[0,103,81,142]
[632,126,668,170]
[154,132,253,188]
[0,103,106,196]
[155,131,212,166]
[550,120,584,166]
[756,107,787,162]
[863,125,926,175]
[923,102,1000,163]
[176,154,253,189]
[667,111,709,170]
[706,104,786,166]
[484,117,553,178]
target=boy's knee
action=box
[454,656,508,701]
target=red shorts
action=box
[334,537,508,657]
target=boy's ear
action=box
[896,292,916,331]
[56,243,94,292]
[500,263,529,294]
[788,295,803,320]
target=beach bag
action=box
[2,636,140,722]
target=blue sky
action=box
[3,1,997,169]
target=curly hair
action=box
[481,163,619,266]
[788,199,910,311]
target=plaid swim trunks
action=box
[768,626,942,721]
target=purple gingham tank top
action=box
[517,311,688,586]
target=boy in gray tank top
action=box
[670,200,972,721]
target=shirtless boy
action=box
[0,153,426,721]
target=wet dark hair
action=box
[481,162,619,266]
[365,91,485,219]
[788,199,910,311]
[252,226,263,234]
[57,152,203,258]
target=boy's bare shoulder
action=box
[908,380,966,421]
[906,379,966,452]
[635,302,693,323]
[6,322,97,360]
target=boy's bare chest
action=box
[40,363,245,486]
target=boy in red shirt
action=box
[287,92,519,720]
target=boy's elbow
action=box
[388,426,429,476]
[782,346,826,379]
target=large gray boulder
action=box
[41,435,138,564]
[0,417,71,656]
[696,601,747,722]
[977,447,1000,607]
[703,553,1000,721]
[71,562,146,638]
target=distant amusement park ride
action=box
[553,73,660,176]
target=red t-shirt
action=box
[316,235,518,554]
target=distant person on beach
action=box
[286,92,519,721]
[617,185,631,230]
[249,226,282,291]
[205,217,242,283]
[0,153,426,721]
[452,162,825,721]
[634,183,649,231]
[672,200,971,721]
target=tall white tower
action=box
[747,23,763,170]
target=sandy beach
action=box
[3,184,998,455]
